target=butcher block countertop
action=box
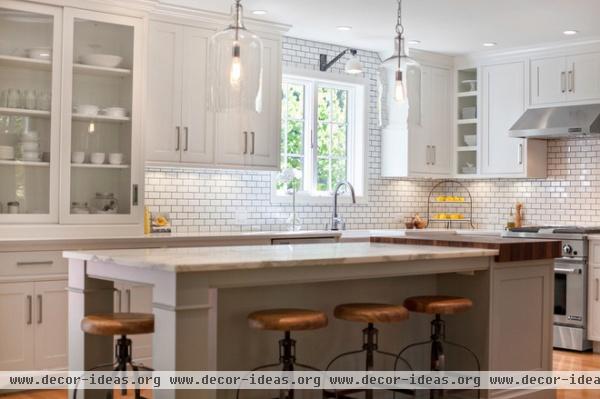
[371,234,562,263]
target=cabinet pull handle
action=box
[132,184,139,206]
[175,126,181,151]
[126,289,131,313]
[425,146,430,165]
[115,289,122,312]
[27,295,32,325]
[17,261,53,267]
[518,143,524,165]
[250,131,255,155]
[561,71,566,93]
[569,66,575,92]
[596,278,599,302]
[37,295,42,324]
[184,127,189,151]
[536,67,540,97]
[243,131,248,154]
[432,145,436,165]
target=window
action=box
[277,70,366,200]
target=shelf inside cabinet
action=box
[0,54,51,71]
[0,160,50,167]
[73,63,131,77]
[0,107,50,118]
[457,146,477,152]
[71,163,130,169]
[457,118,478,125]
[457,91,478,98]
[72,113,130,123]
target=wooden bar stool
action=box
[326,303,414,399]
[237,308,328,399]
[73,313,154,399]
[399,296,480,399]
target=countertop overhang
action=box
[371,234,562,262]
[63,242,499,273]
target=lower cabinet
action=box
[114,281,153,365]
[588,267,600,341]
[0,280,68,371]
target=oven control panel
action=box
[561,240,585,258]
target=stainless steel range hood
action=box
[509,104,600,139]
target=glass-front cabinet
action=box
[0,1,61,223]
[60,8,142,224]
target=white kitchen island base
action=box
[65,243,555,399]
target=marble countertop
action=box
[63,242,499,273]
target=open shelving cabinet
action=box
[455,68,479,177]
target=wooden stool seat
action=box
[248,308,328,331]
[334,303,409,324]
[81,313,155,336]
[404,296,473,315]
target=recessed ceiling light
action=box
[563,30,579,36]
[337,26,352,31]
[407,40,421,45]
[482,42,497,47]
[252,10,267,15]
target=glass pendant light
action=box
[209,0,263,113]
[382,0,419,104]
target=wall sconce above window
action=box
[319,48,363,74]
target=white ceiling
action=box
[164,0,600,56]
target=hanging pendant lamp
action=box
[209,0,264,113]
[382,0,419,104]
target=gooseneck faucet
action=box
[329,180,356,231]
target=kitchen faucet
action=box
[329,180,356,231]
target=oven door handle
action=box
[554,267,582,275]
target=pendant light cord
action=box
[396,0,404,35]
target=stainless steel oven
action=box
[503,225,597,351]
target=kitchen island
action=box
[65,240,556,399]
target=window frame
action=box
[273,67,368,205]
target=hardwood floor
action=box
[2,350,599,399]
[554,349,600,399]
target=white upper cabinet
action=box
[0,1,62,224]
[60,8,144,224]
[145,21,214,165]
[531,52,600,106]
[481,61,546,177]
[381,64,452,178]
[214,37,281,170]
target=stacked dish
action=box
[17,131,41,162]
[0,145,14,160]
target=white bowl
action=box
[21,131,39,142]
[102,107,127,118]
[80,54,123,68]
[21,151,40,161]
[26,47,52,60]
[461,166,477,174]
[90,152,105,165]
[464,135,477,146]
[108,153,123,165]
[20,142,39,151]
[74,104,99,116]
[71,151,85,164]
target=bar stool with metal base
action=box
[236,308,328,399]
[325,303,414,399]
[398,296,481,399]
[73,313,154,399]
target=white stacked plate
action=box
[17,131,41,162]
[0,145,14,160]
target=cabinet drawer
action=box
[0,251,67,277]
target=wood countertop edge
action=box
[371,236,562,263]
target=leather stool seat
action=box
[403,296,473,315]
[334,303,409,324]
[248,308,328,331]
[81,313,155,336]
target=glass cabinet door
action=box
[61,8,142,224]
[0,1,61,223]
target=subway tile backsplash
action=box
[145,37,600,233]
